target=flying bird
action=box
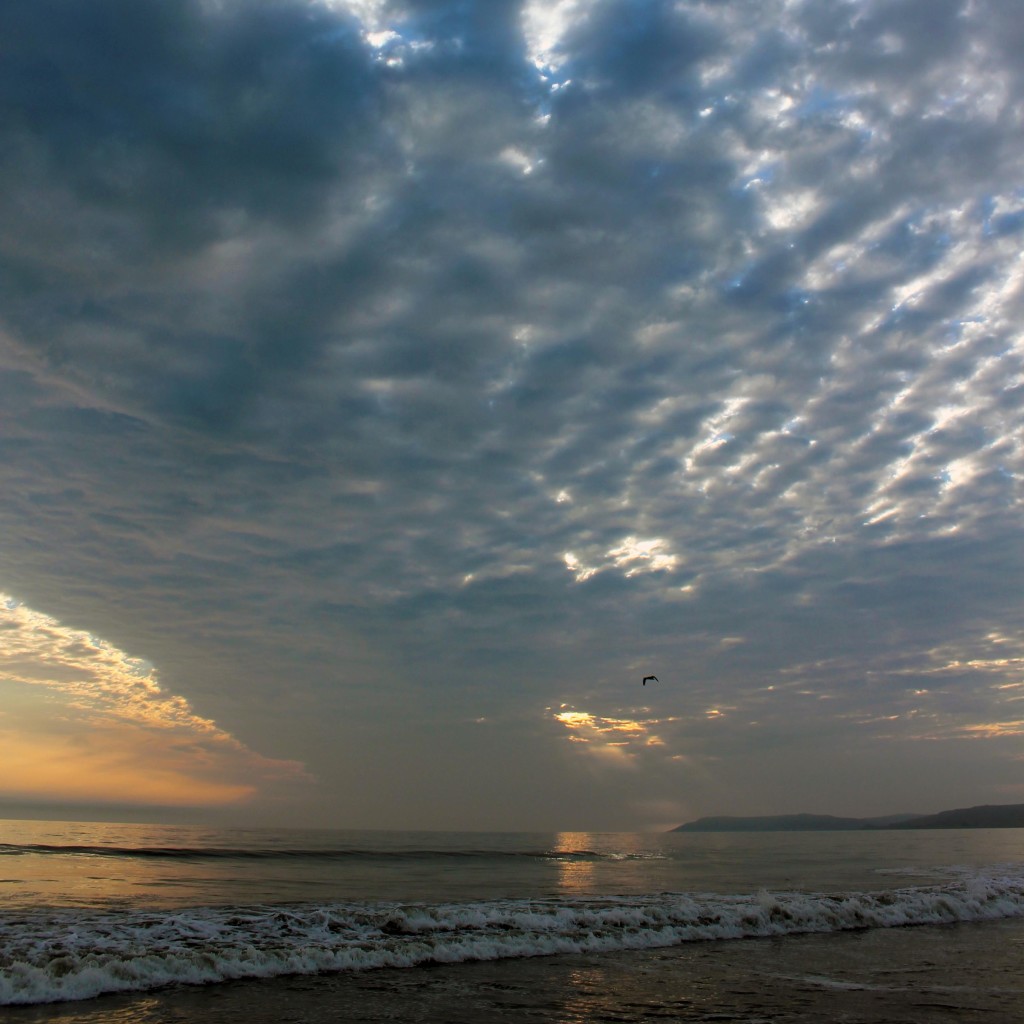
[642,675,658,686]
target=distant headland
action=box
[670,803,1024,832]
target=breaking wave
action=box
[3,872,1024,1006]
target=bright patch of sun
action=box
[551,706,674,765]
[607,536,679,576]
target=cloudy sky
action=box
[1,0,1022,831]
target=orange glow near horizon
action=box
[0,593,311,809]
[0,728,258,806]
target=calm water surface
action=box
[6,818,1024,908]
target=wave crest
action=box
[3,873,1024,1006]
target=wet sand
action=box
[9,917,1024,1024]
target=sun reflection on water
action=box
[550,831,662,895]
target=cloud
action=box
[0,0,1021,825]
[0,594,310,808]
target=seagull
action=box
[642,675,658,686]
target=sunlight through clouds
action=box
[551,706,671,766]
[564,537,679,583]
[521,0,594,74]
[0,594,310,808]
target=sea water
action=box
[2,820,1024,1017]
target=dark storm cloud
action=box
[1,0,1022,826]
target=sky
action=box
[1,0,1022,832]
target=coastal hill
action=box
[894,803,1024,829]
[671,803,1024,832]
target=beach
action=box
[4,821,1024,1022]
[7,916,1024,1024]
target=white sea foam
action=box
[3,872,1024,1006]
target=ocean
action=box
[3,820,1024,1022]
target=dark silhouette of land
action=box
[671,803,1024,832]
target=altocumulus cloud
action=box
[0,0,1022,828]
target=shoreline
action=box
[8,916,1024,1024]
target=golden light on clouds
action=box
[0,594,310,808]
[551,705,672,765]
[956,720,1024,740]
